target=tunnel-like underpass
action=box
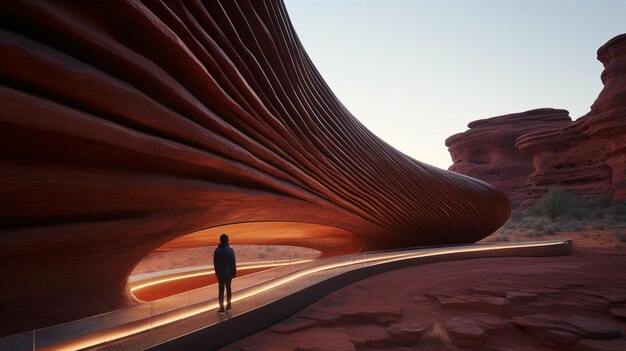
[128,221,362,301]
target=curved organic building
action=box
[0,0,509,334]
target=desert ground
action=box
[129,203,626,349]
[223,246,626,351]
[481,213,626,249]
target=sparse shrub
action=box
[503,220,516,230]
[568,195,594,220]
[526,204,543,217]
[534,189,598,222]
[563,221,585,232]
[536,188,575,222]
[545,227,556,235]
[496,234,510,242]
[533,222,545,232]
[517,220,530,230]
[526,229,539,237]
[509,210,524,223]
[522,216,548,227]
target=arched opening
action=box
[128,221,363,301]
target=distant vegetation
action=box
[535,188,574,222]
[485,188,626,247]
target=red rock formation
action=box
[0,0,509,335]
[448,33,626,207]
[446,108,571,204]
[516,34,626,206]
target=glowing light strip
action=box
[36,241,568,351]
[220,241,569,307]
[130,259,314,292]
[131,271,213,292]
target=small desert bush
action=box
[519,216,548,229]
[509,210,524,223]
[533,222,546,232]
[525,229,539,237]
[535,188,575,221]
[545,226,557,235]
[500,228,513,235]
[563,221,585,232]
[488,234,510,242]
[503,220,516,230]
[568,196,595,220]
[525,204,543,216]
[532,188,603,222]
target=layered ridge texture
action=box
[447,33,626,207]
[446,108,572,205]
[0,0,509,334]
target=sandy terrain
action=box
[481,213,626,250]
[482,231,626,249]
[224,247,626,351]
[132,245,321,275]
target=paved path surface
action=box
[0,240,570,351]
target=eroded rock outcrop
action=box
[446,108,571,204]
[0,0,509,335]
[448,33,626,206]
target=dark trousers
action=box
[218,277,232,310]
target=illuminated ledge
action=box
[0,240,571,351]
[129,258,315,293]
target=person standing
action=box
[213,233,236,315]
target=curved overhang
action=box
[0,0,510,335]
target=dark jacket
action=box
[213,243,236,280]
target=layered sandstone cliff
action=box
[446,108,571,204]
[447,33,626,207]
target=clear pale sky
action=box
[284,0,625,169]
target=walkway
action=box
[0,240,571,351]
